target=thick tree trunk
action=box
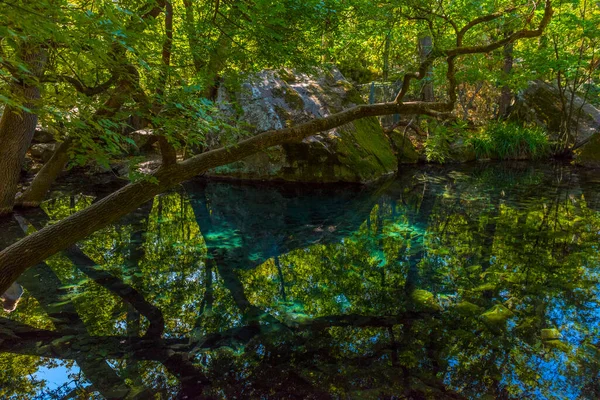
[16,138,72,207]
[182,0,204,73]
[0,44,47,215]
[383,33,391,81]
[202,33,231,100]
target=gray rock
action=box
[29,143,57,163]
[209,68,398,183]
[511,80,600,147]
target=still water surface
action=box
[1,162,600,399]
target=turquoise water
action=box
[1,162,600,399]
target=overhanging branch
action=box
[394,0,553,104]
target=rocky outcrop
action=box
[511,80,600,147]
[209,69,397,183]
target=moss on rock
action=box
[388,131,419,164]
[208,68,397,183]
[454,301,483,316]
[410,289,442,311]
[541,328,561,341]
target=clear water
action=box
[1,162,600,399]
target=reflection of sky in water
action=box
[32,362,82,397]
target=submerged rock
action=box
[454,301,483,316]
[183,179,383,270]
[541,328,561,341]
[210,69,398,183]
[511,80,600,148]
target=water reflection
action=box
[1,162,599,399]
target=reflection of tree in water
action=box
[0,164,599,399]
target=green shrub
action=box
[424,120,469,163]
[469,122,550,160]
[425,124,453,163]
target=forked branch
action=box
[394,0,553,104]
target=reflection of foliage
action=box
[1,164,600,398]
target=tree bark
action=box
[383,33,391,81]
[16,138,73,207]
[498,36,514,119]
[419,36,434,102]
[0,43,47,215]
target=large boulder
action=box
[511,80,600,147]
[209,69,397,183]
[183,178,384,270]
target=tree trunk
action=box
[202,32,231,100]
[419,36,434,102]
[16,138,72,207]
[383,33,391,81]
[0,43,47,215]
[498,36,514,119]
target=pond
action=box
[1,162,600,399]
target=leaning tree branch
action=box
[41,74,118,96]
[457,9,514,45]
[412,5,458,35]
[394,0,552,104]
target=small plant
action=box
[469,122,550,160]
[425,120,469,163]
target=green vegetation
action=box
[1,1,600,396]
[470,122,551,160]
